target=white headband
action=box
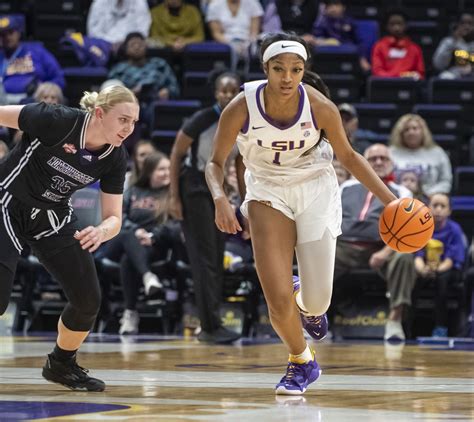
[262,40,308,63]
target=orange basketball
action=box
[379,198,434,253]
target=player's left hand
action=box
[74,226,106,253]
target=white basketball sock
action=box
[289,344,313,363]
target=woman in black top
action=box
[98,151,177,335]
[169,71,243,344]
[0,85,139,391]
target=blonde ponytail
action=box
[79,91,99,112]
[79,85,138,113]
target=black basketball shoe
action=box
[42,353,105,392]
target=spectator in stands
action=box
[0,15,65,104]
[389,114,452,196]
[108,32,180,106]
[262,0,320,39]
[334,143,416,341]
[337,103,376,155]
[149,0,205,51]
[371,8,425,80]
[0,139,8,159]
[397,168,428,204]
[309,0,370,72]
[13,82,65,145]
[99,152,175,334]
[169,70,242,344]
[206,0,263,64]
[414,193,466,338]
[33,82,64,105]
[124,139,157,191]
[86,0,151,50]
[433,13,474,75]
[439,48,474,80]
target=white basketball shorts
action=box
[240,166,342,244]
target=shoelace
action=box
[304,315,322,327]
[281,362,304,385]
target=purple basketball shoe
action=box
[293,276,328,341]
[275,351,322,395]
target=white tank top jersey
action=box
[236,80,334,186]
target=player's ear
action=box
[94,106,104,120]
[263,62,269,76]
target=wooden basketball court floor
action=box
[0,334,473,421]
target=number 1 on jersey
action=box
[272,152,281,165]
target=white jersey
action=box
[236,80,334,186]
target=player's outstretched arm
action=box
[0,105,25,130]
[307,88,397,206]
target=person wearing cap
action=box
[337,103,376,155]
[0,15,65,104]
[205,31,398,395]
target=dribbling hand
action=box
[214,197,241,234]
[74,226,106,253]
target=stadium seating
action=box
[412,104,464,136]
[321,75,361,103]
[407,21,442,71]
[454,167,474,196]
[151,130,177,156]
[182,42,232,72]
[353,103,400,133]
[63,66,108,107]
[312,45,361,75]
[429,78,474,105]
[346,0,383,20]
[451,196,474,239]
[150,99,202,132]
[0,0,22,13]
[367,77,425,111]
[182,72,214,104]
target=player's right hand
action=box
[214,197,241,234]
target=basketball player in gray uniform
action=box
[206,32,398,395]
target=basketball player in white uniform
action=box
[205,32,397,395]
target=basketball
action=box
[379,198,434,253]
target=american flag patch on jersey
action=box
[300,121,312,130]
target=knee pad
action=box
[61,287,101,332]
[57,252,102,331]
